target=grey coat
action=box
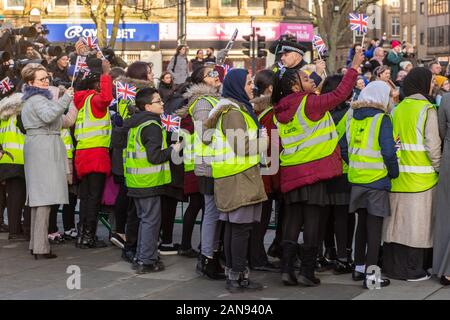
[167,54,189,85]
[433,92,450,277]
[21,93,72,207]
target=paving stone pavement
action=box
[0,220,448,300]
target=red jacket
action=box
[73,74,113,179]
[256,107,280,195]
[273,68,358,193]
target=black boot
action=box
[213,251,226,277]
[225,269,263,293]
[226,270,243,293]
[280,241,298,286]
[196,255,226,280]
[240,267,263,291]
[298,245,321,287]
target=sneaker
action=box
[64,228,78,240]
[178,247,199,258]
[136,260,165,274]
[48,232,65,244]
[407,273,432,282]
[158,243,180,255]
[110,233,125,249]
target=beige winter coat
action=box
[204,98,268,212]
[383,94,442,248]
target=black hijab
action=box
[402,67,434,103]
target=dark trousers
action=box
[0,183,6,224]
[354,209,384,269]
[181,193,204,250]
[125,199,138,251]
[134,196,162,264]
[224,221,253,272]
[320,205,353,259]
[79,173,106,231]
[273,199,284,245]
[48,192,78,233]
[6,177,30,236]
[160,195,178,244]
[282,203,321,247]
[249,199,272,267]
[113,182,129,234]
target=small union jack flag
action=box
[74,56,89,74]
[116,82,137,102]
[0,77,14,94]
[312,35,327,55]
[222,64,232,76]
[161,113,181,133]
[81,36,98,49]
[349,13,369,34]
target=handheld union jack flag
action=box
[81,36,98,49]
[116,82,137,102]
[161,113,181,133]
[74,56,89,74]
[222,64,232,76]
[312,35,327,55]
[0,77,14,94]
[349,13,369,34]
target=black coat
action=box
[123,111,174,198]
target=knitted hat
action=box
[435,75,448,89]
[391,40,402,49]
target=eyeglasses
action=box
[151,99,163,105]
[36,76,50,82]
[203,70,219,79]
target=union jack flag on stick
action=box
[312,35,326,55]
[81,36,98,49]
[116,82,137,102]
[349,13,369,49]
[0,77,14,94]
[161,113,181,133]
[349,13,369,34]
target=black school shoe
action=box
[178,247,199,258]
[440,276,450,286]
[363,277,391,289]
[136,260,165,274]
[352,270,366,281]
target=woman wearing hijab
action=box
[343,81,398,288]
[205,68,268,293]
[383,67,442,281]
[434,88,450,286]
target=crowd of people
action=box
[0,15,450,294]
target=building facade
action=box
[416,0,450,63]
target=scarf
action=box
[402,67,434,102]
[222,68,261,128]
[21,85,53,102]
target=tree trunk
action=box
[96,0,108,48]
[109,0,123,48]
